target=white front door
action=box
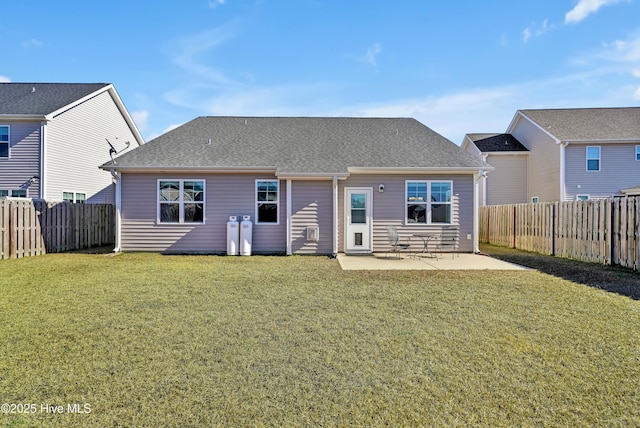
[345,187,373,253]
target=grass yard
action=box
[1,251,639,427]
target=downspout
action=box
[473,172,483,253]
[332,175,338,257]
[481,154,488,207]
[111,169,122,253]
[40,121,47,199]
[286,179,292,256]
[559,141,568,202]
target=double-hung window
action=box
[0,126,9,158]
[635,145,640,161]
[406,181,452,224]
[256,180,279,224]
[0,190,26,198]
[63,192,86,203]
[158,180,205,224]
[586,146,600,171]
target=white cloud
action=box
[131,110,149,132]
[0,75,11,82]
[565,0,626,24]
[208,0,226,9]
[21,38,43,48]
[359,43,382,67]
[634,87,640,100]
[632,68,640,78]
[523,19,552,43]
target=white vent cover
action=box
[306,226,319,242]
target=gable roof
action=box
[104,116,490,176]
[0,83,110,116]
[469,133,528,152]
[516,107,640,142]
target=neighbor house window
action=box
[10,189,26,198]
[158,180,205,224]
[636,145,640,161]
[586,146,600,171]
[406,181,452,224]
[63,192,86,203]
[531,196,539,203]
[0,126,8,158]
[0,190,8,197]
[256,180,279,224]
[577,195,589,201]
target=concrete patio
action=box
[337,252,528,271]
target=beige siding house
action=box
[0,83,144,202]
[464,107,640,204]
[103,117,491,255]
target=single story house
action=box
[101,117,492,255]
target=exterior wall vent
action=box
[306,226,319,242]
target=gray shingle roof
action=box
[519,107,640,141]
[471,133,528,152]
[0,83,109,115]
[107,116,489,175]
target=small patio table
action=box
[412,233,440,258]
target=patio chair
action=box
[385,225,411,259]
[435,236,458,259]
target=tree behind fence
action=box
[0,199,115,259]
[480,197,640,270]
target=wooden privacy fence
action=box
[480,197,640,270]
[0,199,115,259]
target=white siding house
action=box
[0,83,144,203]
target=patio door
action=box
[345,187,373,253]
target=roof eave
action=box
[0,114,46,121]
[99,165,278,174]
[348,166,495,174]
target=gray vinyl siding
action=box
[485,154,528,205]
[46,91,138,203]
[290,180,333,254]
[120,173,287,253]
[338,174,474,253]
[565,142,640,199]
[511,118,561,202]
[0,121,41,198]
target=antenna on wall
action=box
[106,137,131,164]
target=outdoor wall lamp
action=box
[378,184,385,193]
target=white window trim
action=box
[405,180,453,225]
[586,146,600,172]
[0,125,9,158]
[62,191,87,203]
[157,179,206,224]
[577,194,589,201]
[531,196,539,203]
[255,179,280,225]
[636,145,640,161]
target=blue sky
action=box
[2,0,639,143]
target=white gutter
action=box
[40,121,47,199]
[286,179,292,256]
[333,175,338,257]
[111,169,122,252]
[473,172,483,253]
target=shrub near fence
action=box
[0,199,115,260]
[480,197,640,270]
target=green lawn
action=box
[1,251,639,427]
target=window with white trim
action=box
[158,180,205,224]
[636,145,640,161]
[531,196,539,203]
[0,126,8,158]
[63,192,86,203]
[256,180,279,224]
[406,181,452,224]
[586,146,600,171]
[577,195,589,201]
[0,190,8,197]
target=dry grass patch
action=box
[1,253,639,426]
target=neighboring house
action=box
[0,83,144,203]
[462,133,529,206]
[463,107,640,204]
[101,116,492,255]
